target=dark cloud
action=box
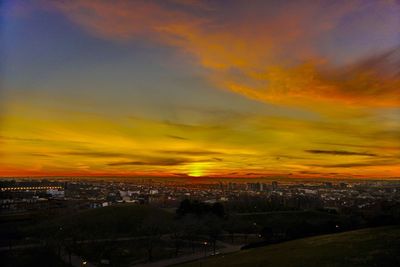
[62,151,132,158]
[374,130,400,140]
[107,155,223,166]
[0,135,46,143]
[305,149,377,157]
[316,142,400,151]
[316,45,400,106]
[163,120,223,131]
[107,158,197,167]
[165,135,188,140]
[310,160,396,168]
[245,172,260,176]
[350,45,400,79]
[299,171,323,174]
[28,153,52,158]
[61,149,225,160]
[0,135,91,145]
[274,154,312,160]
[158,150,224,156]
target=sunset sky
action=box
[1,0,399,178]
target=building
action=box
[272,181,278,190]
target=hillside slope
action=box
[178,226,400,267]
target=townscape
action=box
[2,178,400,214]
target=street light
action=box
[203,241,208,256]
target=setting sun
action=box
[188,163,207,177]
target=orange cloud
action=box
[43,0,400,107]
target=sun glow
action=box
[188,163,207,177]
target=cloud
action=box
[312,46,400,106]
[28,153,52,158]
[310,160,396,168]
[108,158,200,167]
[219,46,400,107]
[158,149,224,156]
[108,160,178,166]
[43,0,400,107]
[0,135,91,145]
[165,134,188,140]
[58,149,225,158]
[62,151,132,158]
[45,0,208,42]
[305,149,377,157]
[316,142,400,152]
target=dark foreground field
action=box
[178,226,400,267]
[2,203,399,267]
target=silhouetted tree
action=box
[177,199,225,218]
[171,220,185,257]
[203,215,223,255]
[211,202,225,218]
[181,214,203,253]
[260,226,273,241]
[177,199,192,217]
[140,213,168,262]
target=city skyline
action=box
[1,0,400,178]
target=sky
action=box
[0,0,399,179]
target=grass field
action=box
[7,204,177,266]
[178,226,400,267]
[237,210,359,229]
[0,247,70,267]
[25,204,175,239]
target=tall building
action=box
[272,181,278,190]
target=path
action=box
[59,247,96,267]
[132,241,242,267]
[1,237,242,267]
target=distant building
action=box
[272,181,278,190]
[301,189,317,195]
[46,189,65,198]
[261,183,267,191]
[247,182,262,192]
[122,196,131,202]
[119,190,128,197]
[149,189,158,195]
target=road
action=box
[59,247,96,267]
[132,241,242,267]
[0,235,156,251]
[1,237,243,267]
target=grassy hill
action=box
[238,210,346,226]
[236,210,349,232]
[178,226,400,267]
